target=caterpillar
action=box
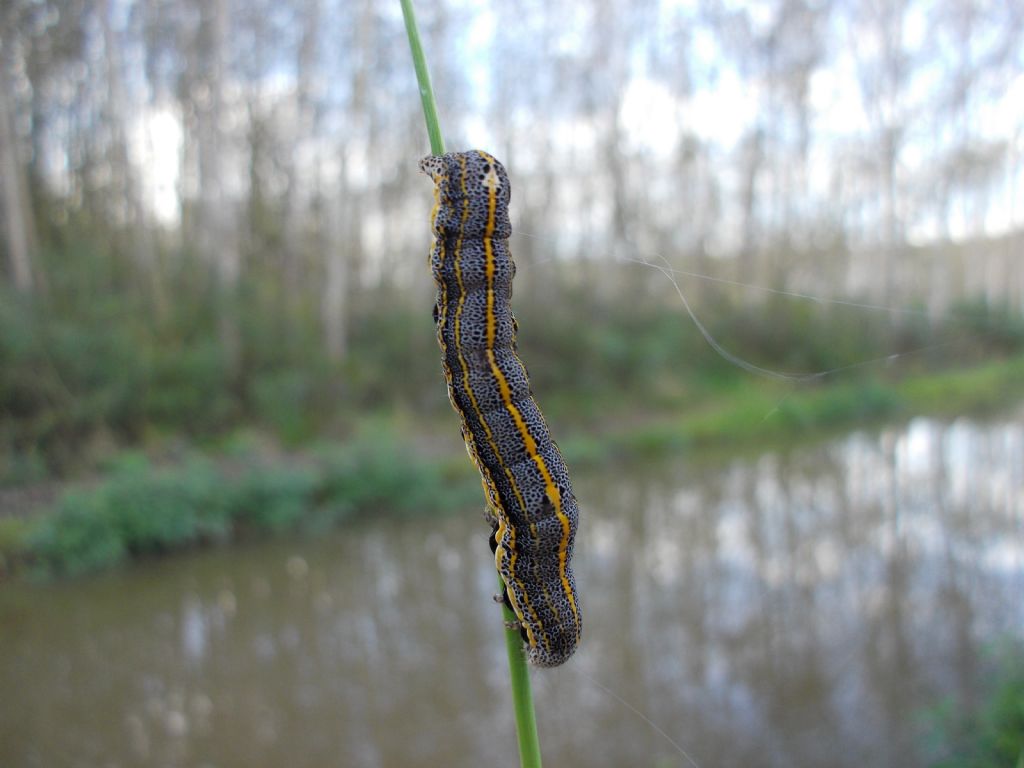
[419,150,582,667]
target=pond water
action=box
[1,413,1022,768]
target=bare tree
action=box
[181,0,242,364]
[100,0,159,289]
[282,0,322,318]
[0,57,36,293]
[320,0,371,362]
[848,0,918,303]
[928,0,1021,237]
[2,0,1021,328]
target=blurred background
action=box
[1,1,1022,766]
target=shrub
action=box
[319,432,476,517]
[30,492,127,577]
[0,518,33,576]
[228,466,318,533]
[922,639,1024,768]
[20,430,479,578]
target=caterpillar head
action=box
[419,150,512,238]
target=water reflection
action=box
[1,415,1021,767]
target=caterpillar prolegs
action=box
[419,150,581,667]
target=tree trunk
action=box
[195,0,240,368]
[0,65,35,293]
[323,151,356,362]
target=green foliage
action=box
[23,431,477,579]
[2,232,1023,480]
[951,300,1024,355]
[0,518,33,575]
[922,640,1024,768]
[319,431,476,516]
[774,381,901,428]
[0,288,142,473]
[346,303,442,409]
[898,356,1024,415]
[12,351,1024,581]
[143,339,237,434]
[28,458,230,576]
[249,371,318,443]
[229,465,318,533]
[29,492,127,577]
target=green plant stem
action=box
[399,0,445,156]
[500,574,544,768]
[400,2,541,765]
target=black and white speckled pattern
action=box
[420,150,581,667]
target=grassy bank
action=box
[568,353,1024,462]
[1,353,1022,581]
[1,431,479,580]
